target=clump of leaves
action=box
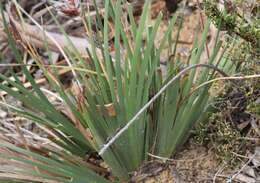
[0,0,234,182]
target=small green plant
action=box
[195,112,242,164]
[0,0,234,182]
[203,0,260,49]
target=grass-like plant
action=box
[0,0,234,182]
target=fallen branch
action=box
[0,4,102,58]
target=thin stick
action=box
[148,152,208,162]
[192,74,260,93]
[213,163,227,183]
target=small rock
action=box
[0,109,7,118]
[255,97,260,104]
[251,147,260,167]
[165,0,179,13]
[243,165,255,178]
[236,174,256,183]
[256,176,260,181]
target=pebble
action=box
[0,109,7,118]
